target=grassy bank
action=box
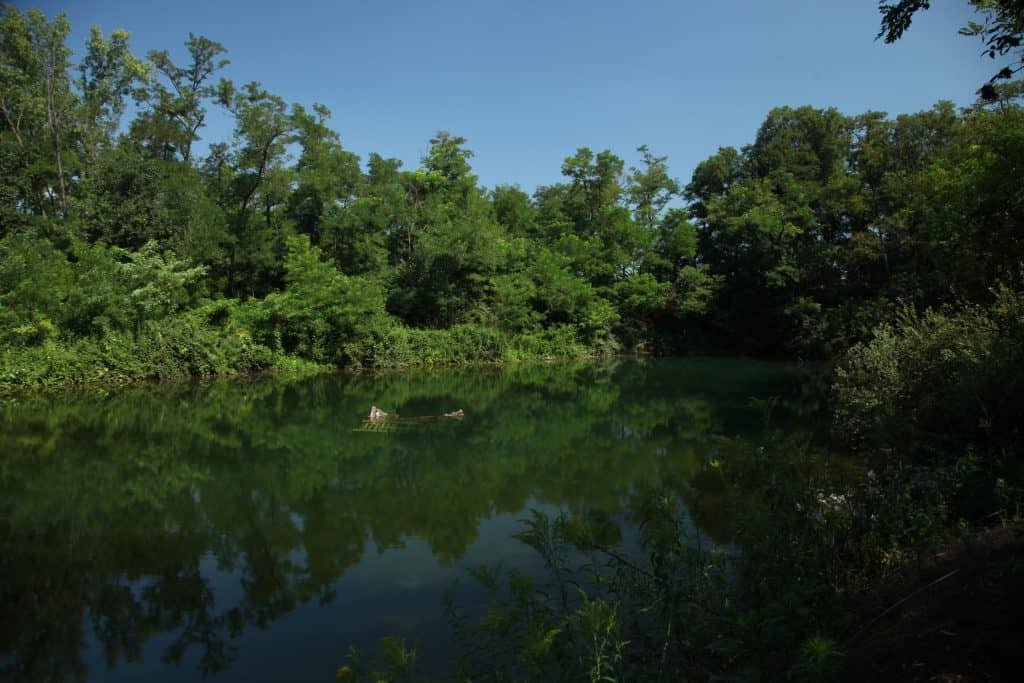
[0,318,597,395]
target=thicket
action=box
[3,5,1023,393]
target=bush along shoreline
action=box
[4,5,1024,398]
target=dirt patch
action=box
[845,523,1024,681]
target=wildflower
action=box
[336,665,353,680]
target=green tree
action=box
[131,33,228,161]
[492,184,538,236]
[254,234,388,364]
[627,145,680,234]
[76,138,226,257]
[684,146,741,220]
[287,103,362,244]
[77,25,148,160]
[216,79,296,297]
[0,7,76,221]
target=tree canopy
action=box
[1,4,1023,391]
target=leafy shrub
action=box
[833,283,1024,455]
[504,324,588,361]
[0,305,278,393]
[241,235,389,365]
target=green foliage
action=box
[879,0,1024,98]
[131,32,227,161]
[245,234,387,365]
[1,5,1023,412]
[340,637,419,683]
[440,407,1020,681]
[0,232,278,392]
[0,6,76,221]
[77,24,148,157]
[0,309,276,392]
[77,139,228,254]
[834,282,1024,455]
[492,184,538,235]
[0,7,1022,681]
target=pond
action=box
[0,358,826,681]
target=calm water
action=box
[0,358,824,682]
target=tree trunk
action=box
[227,246,236,298]
[45,42,68,219]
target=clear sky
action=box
[22,0,999,191]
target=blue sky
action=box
[25,0,998,191]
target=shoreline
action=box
[0,349,821,399]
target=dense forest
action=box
[2,4,1021,393]
[2,1,1024,679]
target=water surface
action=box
[0,358,823,681]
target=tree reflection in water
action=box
[0,358,824,680]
